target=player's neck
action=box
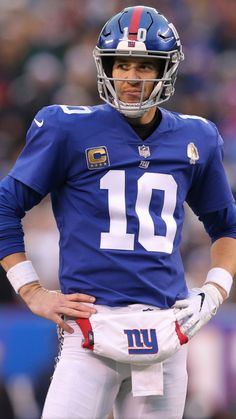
[124,108,162,140]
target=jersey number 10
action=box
[100,170,177,253]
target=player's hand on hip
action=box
[173,283,223,339]
[19,282,96,333]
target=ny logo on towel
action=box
[124,329,158,354]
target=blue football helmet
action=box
[93,6,184,117]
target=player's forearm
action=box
[210,237,236,275]
[1,252,27,271]
[207,237,236,299]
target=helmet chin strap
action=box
[116,102,147,118]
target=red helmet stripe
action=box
[128,6,144,40]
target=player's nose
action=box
[125,65,140,82]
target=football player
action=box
[1,6,236,419]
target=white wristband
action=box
[7,260,40,293]
[205,267,233,298]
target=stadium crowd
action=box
[0,1,236,418]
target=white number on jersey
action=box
[60,105,92,114]
[100,170,177,253]
[179,114,208,124]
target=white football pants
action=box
[42,319,188,419]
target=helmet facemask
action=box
[93,48,183,118]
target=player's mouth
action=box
[121,90,142,101]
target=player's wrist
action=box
[18,281,42,300]
[204,282,227,300]
[205,267,233,298]
[7,260,40,294]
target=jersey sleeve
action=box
[199,203,236,242]
[186,129,235,215]
[0,176,43,259]
[9,106,68,196]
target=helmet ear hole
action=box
[102,56,114,77]
[155,59,166,78]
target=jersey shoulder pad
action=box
[173,111,221,145]
[175,112,215,133]
[32,105,62,131]
[32,104,99,130]
[28,105,67,149]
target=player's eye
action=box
[139,63,156,71]
[115,63,129,70]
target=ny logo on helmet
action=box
[124,328,158,354]
[128,41,136,48]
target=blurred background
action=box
[0,0,236,418]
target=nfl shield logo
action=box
[138,145,150,158]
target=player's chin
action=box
[119,93,141,103]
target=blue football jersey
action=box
[10,104,234,308]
